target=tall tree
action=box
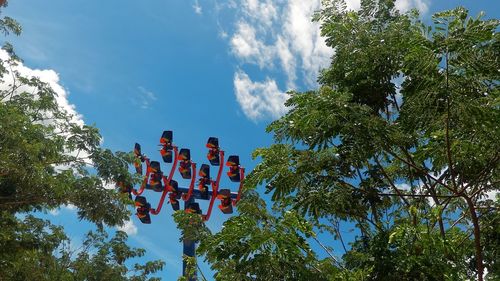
[191,1,499,280]
[0,6,164,280]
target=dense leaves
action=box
[188,1,499,280]
[0,8,163,280]
[196,191,334,281]
[0,213,164,281]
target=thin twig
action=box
[374,157,410,206]
[448,212,467,230]
[386,149,455,193]
[312,235,345,269]
[196,263,208,281]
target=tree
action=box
[186,191,335,281]
[0,7,164,280]
[191,1,499,280]
[0,214,164,281]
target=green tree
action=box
[185,191,336,281]
[0,214,164,281]
[190,1,498,280]
[0,7,164,280]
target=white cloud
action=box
[230,22,274,68]
[230,0,333,89]
[282,0,332,87]
[103,182,117,190]
[219,30,229,39]
[395,183,412,191]
[193,0,203,15]
[0,50,84,127]
[118,219,138,236]
[48,204,77,216]
[221,0,431,121]
[0,51,114,215]
[137,86,157,109]
[0,49,92,169]
[241,0,278,27]
[345,0,361,11]
[479,189,498,203]
[275,36,297,89]
[228,0,334,121]
[395,0,429,14]
[234,70,287,121]
[64,204,77,211]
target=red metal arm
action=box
[202,151,224,221]
[150,186,168,215]
[132,158,151,196]
[150,147,178,215]
[202,181,219,221]
[182,162,197,201]
[233,167,245,206]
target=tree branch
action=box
[374,156,411,206]
[311,235,345,269]
[386,149,455,194]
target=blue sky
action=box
[3,0,499,279]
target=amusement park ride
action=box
[117,130,245,279]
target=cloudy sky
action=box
[3,0,498,279]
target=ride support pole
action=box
[182,197,197,281]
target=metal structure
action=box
[117,131,245,280]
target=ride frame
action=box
[123,132,244,280]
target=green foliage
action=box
[196,191,336,281]
[0,1,21,37]
[344,224,474,280]
[0,212,165,281]
[190,1,499,280]
[0,9,163,280]
[177,256,198,281]
[173,210,211,242]
[0,56,132,225]
[480,197,500,280]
